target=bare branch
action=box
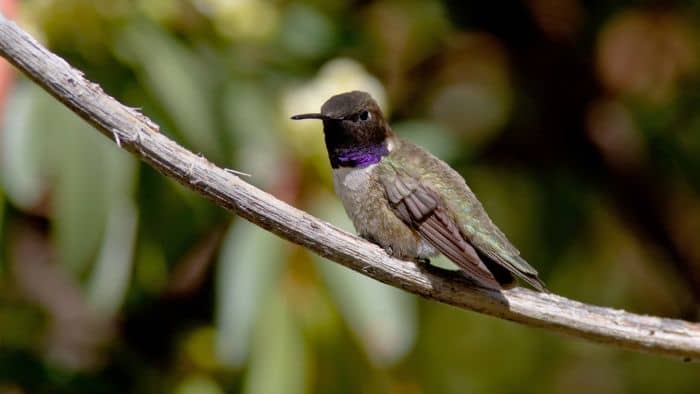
[1,14,699,361]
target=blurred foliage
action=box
[0,0,700,393]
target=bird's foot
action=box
[383,245,394,257]
[414,257,431,265]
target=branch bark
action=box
[1,14,699,361]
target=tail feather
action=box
[482,258,516,289]
[512,258,548,292]
[519,272,548,293]
[483,254,548,292]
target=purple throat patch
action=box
[333,144,389,168]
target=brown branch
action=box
[1,14,699,361]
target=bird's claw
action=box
[383,245,394,256]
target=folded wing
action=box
[381,167,501,289]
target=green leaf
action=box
[50,106,137,274]
[279,4,336,59]
[393,120,460,162]
[243,292,308,394]
[175,374,224,394]
[215,220,286,367]
[1,82,139,276]
[85,199,139,318]
[310,193,417,366]
[114,20,220,158]
[1,82,47,210]
[222,81,283,188]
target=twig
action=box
[111,128,122,148]
[224,168,252,177]
[1,14,699,361]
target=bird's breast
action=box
[331,163,436,259]
[332,164,376,210]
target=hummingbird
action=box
[292,91,546,291]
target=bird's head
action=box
[291,91,391,168]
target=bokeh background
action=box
[1,0,700,393]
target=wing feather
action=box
[381,169,500,289]
[379,140,548,291]
[418,211,500,288]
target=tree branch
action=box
[1,14,699,361]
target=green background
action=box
[1,0,699,393]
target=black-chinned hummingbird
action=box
[292,91,546,291]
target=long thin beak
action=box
[290,113,329,120]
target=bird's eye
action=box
[359,111,370,121]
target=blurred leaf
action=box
[167,227,225,296]
[10,221,114,369]
[28,0,119,58]
[365,0,450,69]
[12,83,135,274]
[85,199,138,318]
[223,81,283,188]
[2,80,138,275]
[393,120,459,161]
[1,82,48,210]
[54,125,136,275]
[597,10,698,104]
[134,241,169,295]
[183,326,221,372]
[215,220,286,367]
[137,0,181,24]
[243,292,308,394]
[587,98,645,171]
[114,20,221,158]
[279,4,336,59]
[426,32,513,152]
[83,101,140,313]
[203,0,280,42]
[0,299,45,349]
[527,0,583,41]
[52,128,107,274]
[310,193,417,366]
[430,81,511,145]
[175,374,224,394]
